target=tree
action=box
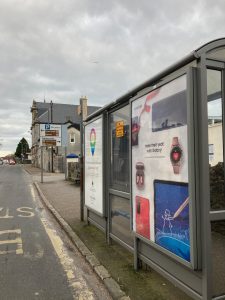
[15,138,30,158]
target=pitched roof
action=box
[67,123,80,131]
[35,101,100,124]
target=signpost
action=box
[40,124,62,173]
[40,124,61,145]
[41,146,43,183]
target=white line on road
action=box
[0,208,14,219]
[0,229,23,255]
[0,229,21,235]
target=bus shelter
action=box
[84,38,225,300]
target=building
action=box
[30,99,100,172]
[67,123,80,156]
[208,121,223,166]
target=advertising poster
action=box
[84,117,103,215]
[154,180,189,261]
[131,75,191,263]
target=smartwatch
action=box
[170,137,182,174]
[136,162,145,188]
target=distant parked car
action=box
[9,159,16,165]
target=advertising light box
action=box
[84,116,103,215]
[131,75,191,263]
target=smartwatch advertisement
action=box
[131,75,192,264]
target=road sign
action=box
[40,124,61,137]
[40,137,61,146]
[45,130,59,137]
[40,124,62,146]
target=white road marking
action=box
[17,207,35,218]
[30,184,37,202]
[0,229,21,235]
[0,208,14,219]
[0,238,22,245]
[0,229,23,255]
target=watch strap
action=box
[173,165,180,174]
[172,137,179,146]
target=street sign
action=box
[45,130,59,137]
[41,137,61,146]
[40,124,61,137]
[40,124,62,146]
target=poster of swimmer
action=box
[154,180,190,262]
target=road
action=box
[0,165,111,300]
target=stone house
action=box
[30,99,100,172]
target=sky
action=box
[0,0,225,156]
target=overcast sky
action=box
[0,0,225,155]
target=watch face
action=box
[170,146,182,163]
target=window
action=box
[110,105,130,193]
[209,144,214,162]
[70,133,75,144]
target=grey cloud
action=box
[0,0,225,154]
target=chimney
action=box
[31,100,38,123]
[80,96,88,120]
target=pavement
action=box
[23,164,192,300]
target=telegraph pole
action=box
[79,96,87,221]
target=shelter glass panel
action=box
[207,69,225,210]
[110,105,130,193]
[211,220,225,297]
[110,194,133,247]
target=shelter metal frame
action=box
[83,38,225,300]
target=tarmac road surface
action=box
[0,165,111,300]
